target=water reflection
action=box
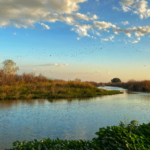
[48,97,98,103]
[0,99,37,109]
[1,86,150,150]
[98,86,127,92]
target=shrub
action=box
[7,117,150,150]
[106,80,150,92]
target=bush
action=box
[7,117,150,150]
[93,116,150,150]
[7,138,99,150]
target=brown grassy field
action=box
[0,70,122,100]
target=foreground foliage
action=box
[7,117,150,150]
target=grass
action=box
[0,83,122,100]
[7,116,150,150]
[0,71,122,100]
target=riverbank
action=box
[0,72,123,100]
[0,81,122,100]
[106,80,150,92]
[8,118,150,150]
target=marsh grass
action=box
[0,71,122,100]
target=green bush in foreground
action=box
[7,117,150,150]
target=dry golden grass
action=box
[0,70,122,99]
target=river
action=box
[1,86,150,149]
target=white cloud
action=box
[114,31,119,35]
[39,23,50,29]
[13,33,16,35]
[0,0,123,40]
[137,37,141,41]
[93,21,116,30]
[122,5,131,12]
[132,37,141,43]
[112,6,121,11]
[109,35,115,41]
[0,0,91,28]
[104,29,110,33]
[0,0,103,40]
[120,0,134,6]
[113,26,150,37]
[91,36,96,39]
[42,63,68,67]
[92,14,98,20]
[71,24,92,37]
[132,40,138,43]
[120,0,150,19]
[71,21,116,37]
[130,35,141,43]
[95,31,100,36]
[126,33,131,37]
[69,13,98,21]
[101,38,109,41]
[77,37,80,40]
[101,35,115,42]
[121,21,129,25]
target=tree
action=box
[2,59,19,75]
[111,78,121,83]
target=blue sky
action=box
[0,0,150,82]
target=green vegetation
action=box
[0,70,122,100]
[7,116,150,150]
[111,78,121,83]
[0,81,121,100]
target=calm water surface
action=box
[1,86,150,149]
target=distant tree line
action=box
[111,78,121,83]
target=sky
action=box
[0,0,150,82]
